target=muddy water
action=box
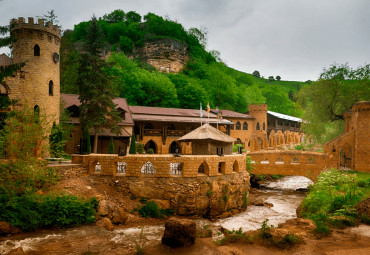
[0,176,312,254]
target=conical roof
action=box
[178,123,236,143]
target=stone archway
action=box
[169,140,181,154]
[144,140,157,153]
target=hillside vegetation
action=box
[60,10,304,116]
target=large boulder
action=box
[162,217,196,247]
[96,218,114,231]
[97,200,114,217]
[7,247,25,255]
[112,207,128,225]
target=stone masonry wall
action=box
[248,150,327,181]
[70,154,249,217]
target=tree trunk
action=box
[93,132,98,153]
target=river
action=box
[0,176,312,254]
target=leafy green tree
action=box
[252,70,260,78]
[102,9,126,23]
[40,9,60,27]
[296,63,370,143]
[77,16,121,153]
[125,11,142,23]
[268,76,275,82]
[129,133,136,154]
[276,75,281,81]
[82,127,91,154]
[108,137,114,154]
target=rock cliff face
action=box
[128,38,189,73]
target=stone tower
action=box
[5,17,61,124]
[248,104,268,134]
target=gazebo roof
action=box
[177,123,236,143]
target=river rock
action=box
[7,247,25,255]
[0,221,20,235]
[112,207,127,225]
[97,200,114,217]
[162,217,196,247]
[96,218,114,231]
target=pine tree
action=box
[78,16,121,153]
[129,133,136,154]
[108,137,114,154]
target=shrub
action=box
[137,201,174,218]
[216,228,251,245]
[146,148,154,154]
[108,137,114,154]
[137,143,145,154]
[277,233,301,248]
[260,219,274,239]
[129,134,137,154]
[246,155,254,172]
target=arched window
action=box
[34,105,40,122]
[263,122,265,130]
[243,122,248,130]
[34,44,40,56]
[236,121,241,130]
[256,122,260,130]
[48,80,53,96]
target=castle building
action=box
[1,17,61,126]
[325,101,370,171]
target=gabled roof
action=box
[210,109,254,119]
[130,105,233,125]
[60,93,134,126]
[0,54,12,67]
[267,110,302,122]
[178,123,236,143]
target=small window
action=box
[230,124,234,130]
[34,105,40,122]
[141,161,155,174]
[243,122,248,130]
[95,162,102,173]
[34,44,40,56]
[263,122,265,130]
[170,163,182,175]
[49,80,53,96]
[117,162,126,174]
[236,121,241,130]
[256,122,260,130]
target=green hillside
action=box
[60,10,305,117]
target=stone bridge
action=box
[247,151,328,181]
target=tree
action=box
[252,70,260,78]
[78,16,122,153]
[40,9,60,27]
[129,133,136,154]
[268,76,275,82]
[296,63,370,143]
[108,137,114,154]
[102,9,126,23]
[276,75,281,81]
[83,127,91,154]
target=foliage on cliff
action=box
[60,9,303,115]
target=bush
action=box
[137,143,145,154]
[277,233,301,249]
[216,228,251,245]
[146,148,154,154]
[137,201,174,218]
[0,194,97,231]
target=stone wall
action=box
[324,101,370,172]
[128,38,189,73]
[248,150,327,181]
[71,154,249,217]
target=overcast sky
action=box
[0,0,369,81]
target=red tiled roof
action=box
[211,109,254,119]
[60,93,134,125]
[130,105,233,125]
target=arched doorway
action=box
[144,140,157,154]
[169,140,181,154]
[340,145,352,169]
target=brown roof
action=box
[0,54,12,67]
[211,109,254,119]
[130,105,233,125]
[178,123,236,143]
[60,93,134,126]
[89,128,131,137]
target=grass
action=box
[300,169,370,235]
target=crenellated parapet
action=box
[10,17,61,44]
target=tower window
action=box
[256,122,260,130]
[34,44,40,56]
[49,80,53,96]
